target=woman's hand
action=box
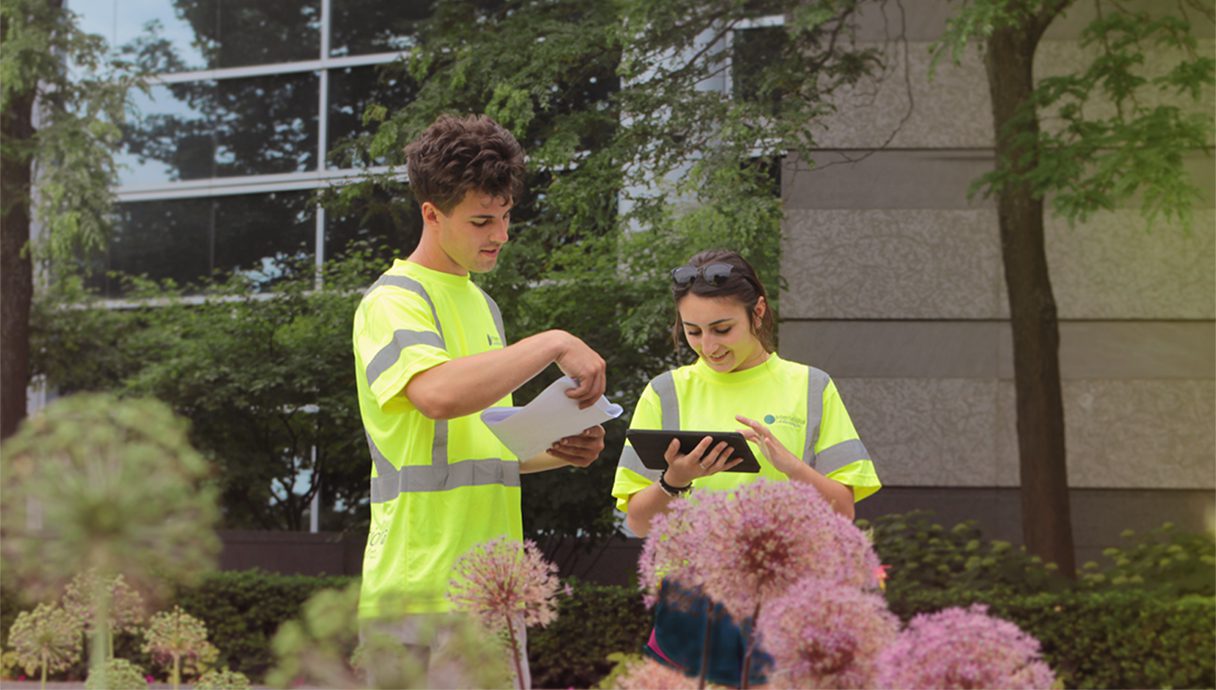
[736,415,802,476]
[662,435,742,487]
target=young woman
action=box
[611,248,881,685]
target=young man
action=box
[352,114,607,686]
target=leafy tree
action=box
[932,0,1214,572]
[335,0,885,544]
[31,251,382,531]
[0,0,140,439]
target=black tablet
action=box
[625,429,761,473]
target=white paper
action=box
[480,377,623,460]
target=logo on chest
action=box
[763,413,805,429]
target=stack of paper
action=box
[480,377,623,460]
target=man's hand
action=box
[547,425,606,468]
[554,332,607,409]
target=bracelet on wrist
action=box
[658,471,693,498]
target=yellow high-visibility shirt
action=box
[612,354,880,513]
[353,259,519,619]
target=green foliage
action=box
[31,249,384,531]
[858,511,1070,597]
[1078,523,1216,596]
[171,570,353,681]
[6,603,82,681]
[933,0,1214,231]
[266,580,509,689]
[0,394,219,602]
[527,578,651,689]
[195,667,252,690]
[83,657,146,690]
[890,589,1215,690]
[0,0,143,264]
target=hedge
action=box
[889,589,1215,690]
[6,571,1213,688]
[528,578,651,689]
[172,570,353,680]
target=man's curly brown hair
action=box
[404,114,526,214]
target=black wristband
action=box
[658,471,692,497]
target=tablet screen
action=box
[625,429,761,473]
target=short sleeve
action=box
[611,383,664,513]
[815,379,881,502]
[355,288,451,412]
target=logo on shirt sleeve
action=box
[487,333,503,348]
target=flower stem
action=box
[740,601,762,690]
[40,651,47,690]
[697,602,716,690]
[505,613,525,690]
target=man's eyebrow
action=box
[470,210,511,220]
[682,318,735,327]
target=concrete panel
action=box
[1047,210,1216,320]
[783,150,994,210]
[833,377,1009,487]
[782,208,1216,320]
[833,377,1214,490]
[779,320,1006,378]
[809,39,992,150]
[807,36,1213,149]
[1062,379,1216,489]
[846,0,1215,43]
[783,208,1003,319]
[780,320,1216,380]
[784,151,1215,211]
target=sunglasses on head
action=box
[671,263,734,287]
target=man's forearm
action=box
[519,453,570,474]
[403,330,569,420]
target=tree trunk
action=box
[985,14,1076,574]
[1,77,35,441]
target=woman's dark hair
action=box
[671,249,776,352]
[404,114,526,213]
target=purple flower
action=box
[638,480,881,622]
[876,604,1056,689]
[756,577,898,688]
[449,538,562,632]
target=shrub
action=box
[1078,523,1215,596]
[889,589,1215,689]
[172,570,352,680]
[857,511,1069,596]
[527,578,651,690]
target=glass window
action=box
[94,192,314,296]
[120,73,319,186]
[327,64,417,166]
[71,0,320,72]
[325,187,420,263]
[329,0,429,57]
[732,26,789,115]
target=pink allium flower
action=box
[449,538,562,632]
[638,480,881,622]
[756,577,898,688]
[609,659,700,690]
[876,604,1056,689]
